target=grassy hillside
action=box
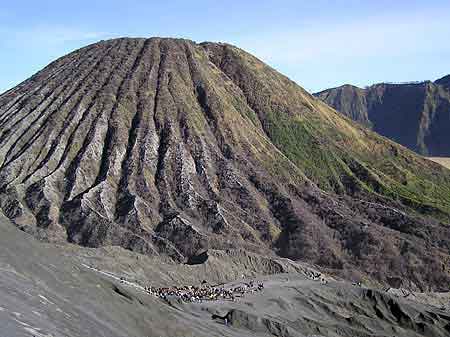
[203,43,450,220]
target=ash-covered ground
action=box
[1,214,450,337]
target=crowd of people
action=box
[304,269,329,284]
[141,280,264,303]
[84,263,265,304]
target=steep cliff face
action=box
[313,84,371,127]
[315,79,450,156]
[436,74,450,89]
[1,38,450,289]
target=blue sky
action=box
[1,0,449,93]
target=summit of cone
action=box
[1,37,450,290]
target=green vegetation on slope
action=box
[203,42,450,220]
[265,108,450,220]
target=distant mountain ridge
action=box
[315,76,450,156]
[436,74,450,89]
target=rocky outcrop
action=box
[1,38,450,290]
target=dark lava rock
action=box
[186,250,209,265]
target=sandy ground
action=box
[1,215,450,337]
[428,157,450,169]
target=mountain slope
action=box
[1,37,450,290]
[315,79,450,156]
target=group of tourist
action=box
[84,263,265,303]
[304,269,329,284]
[142,280,264,303]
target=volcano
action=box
[1,37,450,290]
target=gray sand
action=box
[1,215,449,337]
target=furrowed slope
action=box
[1,38,450,290]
